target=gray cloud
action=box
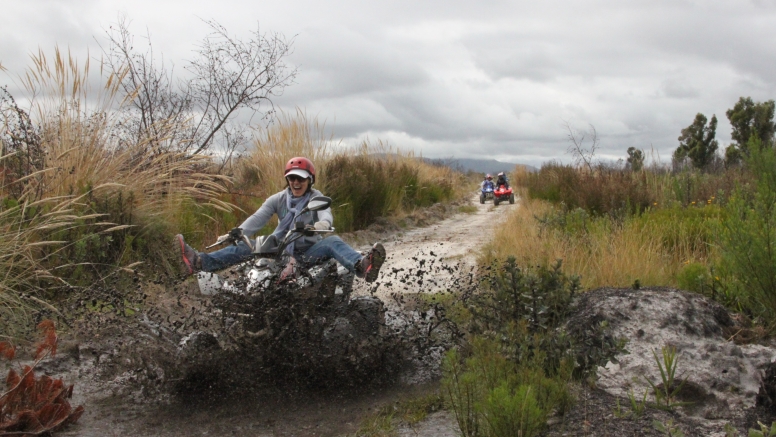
[285,27,431,99]
[2,0,776,166]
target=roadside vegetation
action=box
[439,97,776,436]
[483,96,776,328]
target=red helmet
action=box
[284,157,316,184]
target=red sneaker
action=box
[175,234,200,275]
[358,243,385,283]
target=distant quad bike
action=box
[180,196,389,382]
[480,183,495,204]
[493,184,515,206]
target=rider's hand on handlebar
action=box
[313,220,331,231]
[303,224,316,236]
[226,227,244,245]
[205,228,243,250]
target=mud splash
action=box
[62,254,473,406]
[42,196,498,436]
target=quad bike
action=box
[493,184,515,206]
[179,196,390,382]
[480,183,495,204]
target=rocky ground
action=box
[548,287,776,437]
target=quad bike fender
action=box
[197,272,241,295]
[196,258,354,296]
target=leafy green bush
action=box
[443,258,625,437]
[482,383,544,437]
[469,258,579,336]
[442,339,570,437]
[719,146,776,325]
[676,262,711,293]
[632,205,722,258]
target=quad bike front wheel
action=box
[509,194,515,204]
[494,198,500,206]
[480,194,485,204]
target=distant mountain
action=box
[369,153,537,174]
[424,157,538,174]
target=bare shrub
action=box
[102,15,297,157]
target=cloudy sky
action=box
[2,0,776,166]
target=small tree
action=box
[102,16,297,158]
[564,122,598,172]
[724,144,744,167]
[626,147,645,172]
[673,113,718,170]
[725,97,775,161]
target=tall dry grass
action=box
[233,109,333,199]
[482,195,717,289]
[211,115,467,237]
[516,161,748,215]
[0,187,90,338]
[22,48,231,217]
[1,48,234,332]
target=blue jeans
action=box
[199,235,363,273]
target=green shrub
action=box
[676,262,711,293]
[443,348,481,437]
[442,340,569,437]
[468,258,579,339]
[443,258,625,437]
[482,383,544,437]
[719,146,776,325]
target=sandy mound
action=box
[568,287,776,435]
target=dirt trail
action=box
[353,195,508,299]
[60,194,512,437]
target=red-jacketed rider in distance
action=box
[495,172,510,189]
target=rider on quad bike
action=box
[480,174,495,191]
[174,157,385,283]
[495,172,510,189]
[480,174,496,204]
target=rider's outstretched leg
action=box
[300,236,385,282]
[198,239,255,272]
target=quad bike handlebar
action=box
[204,225,334,253]
[203,195,334,253]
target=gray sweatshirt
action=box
[238,188,334,254]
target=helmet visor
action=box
[286,169,311,180]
